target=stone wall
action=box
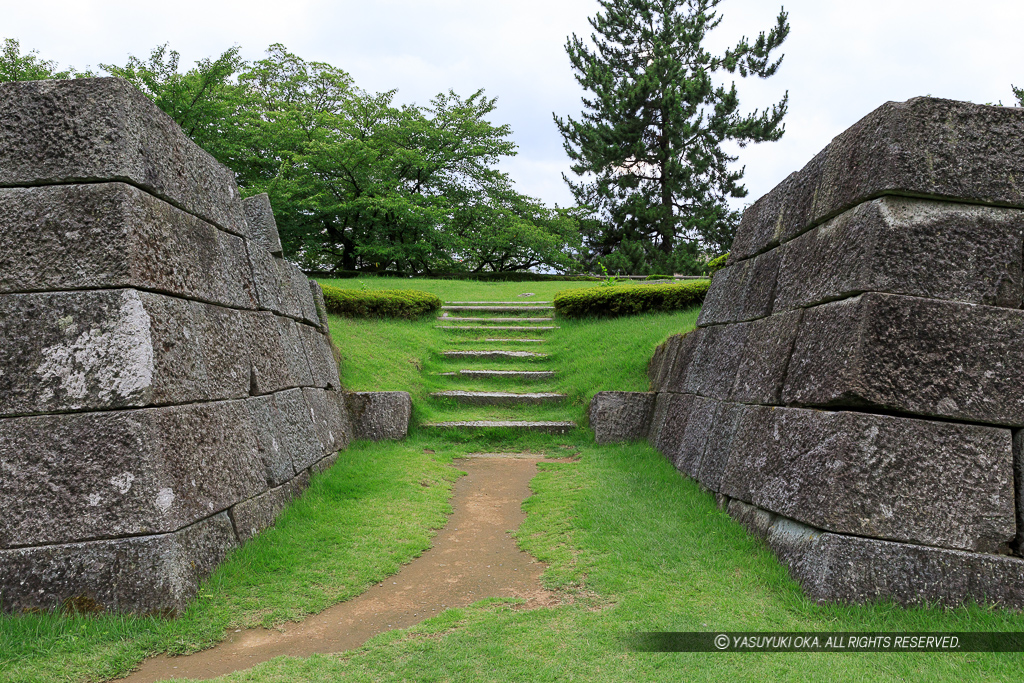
[591,96,1024,608]
[0,78,357,616]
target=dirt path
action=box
[119,454,562,682]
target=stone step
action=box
[422,420,576,435]
[438,317,555,323]
[430,391,566,405]
[442,306,555,312]
[438,370,556,379]
[436,326,558,331]
[442,351,548,360]
[444,301,552,305]
[485,338,546,343]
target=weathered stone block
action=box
[1014,431,1024,555]
[694,401,746,493]
[0,401,266,549]
[774,197,1024,311]
[242,311,293,395]
[229,482,296,544]
[190,302,251,399]
[245,395,298,487]
[0,289,253,416]
[0,78,248,237]
[309,280,330,331]
[303,387,352,456]
[696,248,781,326]
[675,396,718,478]
[648,334,681,392]
[242,193,283,255]
[661,330,703,394]
[268,388,325,474]
[0,183,256,308]
[729,310,802,405]
[682,322,751,400]
[588,392,656,444]
[719,406,1014,553]
[0,512,238,616]
[275,258,305,321]
[345,391,412,442]
[731,97,1024,259]
[246,240,285,314]
[761,515,1024,608]
[310,451,340,476]
[277,317,315,388]
[298,323,340,389]
[783,293,1024,426]
[727,499,778,541]
[647,392,696,461]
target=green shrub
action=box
[321,286,442,319]
[644,274,674,280]
[705,252,729,277]
[553,280,710,318]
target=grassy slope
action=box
[7,278,1024,682]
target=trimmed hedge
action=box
[306,270,601,282]
[553,280,711,318]
[320,286,442,319]
[706,253,729,277]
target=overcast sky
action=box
[5,0,1023,210]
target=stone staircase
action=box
[424,299,576,435]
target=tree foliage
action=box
[554,0,789,272]
[0,38,91,81]
[3,40,580,275]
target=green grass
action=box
[0,439,463,683]
[8,277,1024,682]
[189,440,1024,682]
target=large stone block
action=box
[0,289,251,416]
[682,322,751,400]
[229,481,298,544]
[310,280,330,331]
[661,330,702,394]
[675,396,718,478]
[246,240,286,314]
[245,395,298,487]
[729,310,802,405]
[298,323,340,390]
[242,193,283,255]
[694,401,746,493]
[346,391,413,441]
[242,311,294,395]
[303,387,352,456]
[0,401,266,549]
[647,392,696,461]
[648,334,681,392]
[719,406,1014,553]
[588,392,656,444]
[275,258,306,321]
[775,197,1024,311]
[0,513,238,616]
[277,317,316,388]
[0,78,248,237]
[268,388,325,474]
[0,183,256,308]
[760,514,1024,609]
[731,97,1024,260]
[783,293,1024,426]
[697,248,781,326]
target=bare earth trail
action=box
[120,454,566,683]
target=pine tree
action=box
[554,0,790,267]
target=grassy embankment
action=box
[4,276,1024,682]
